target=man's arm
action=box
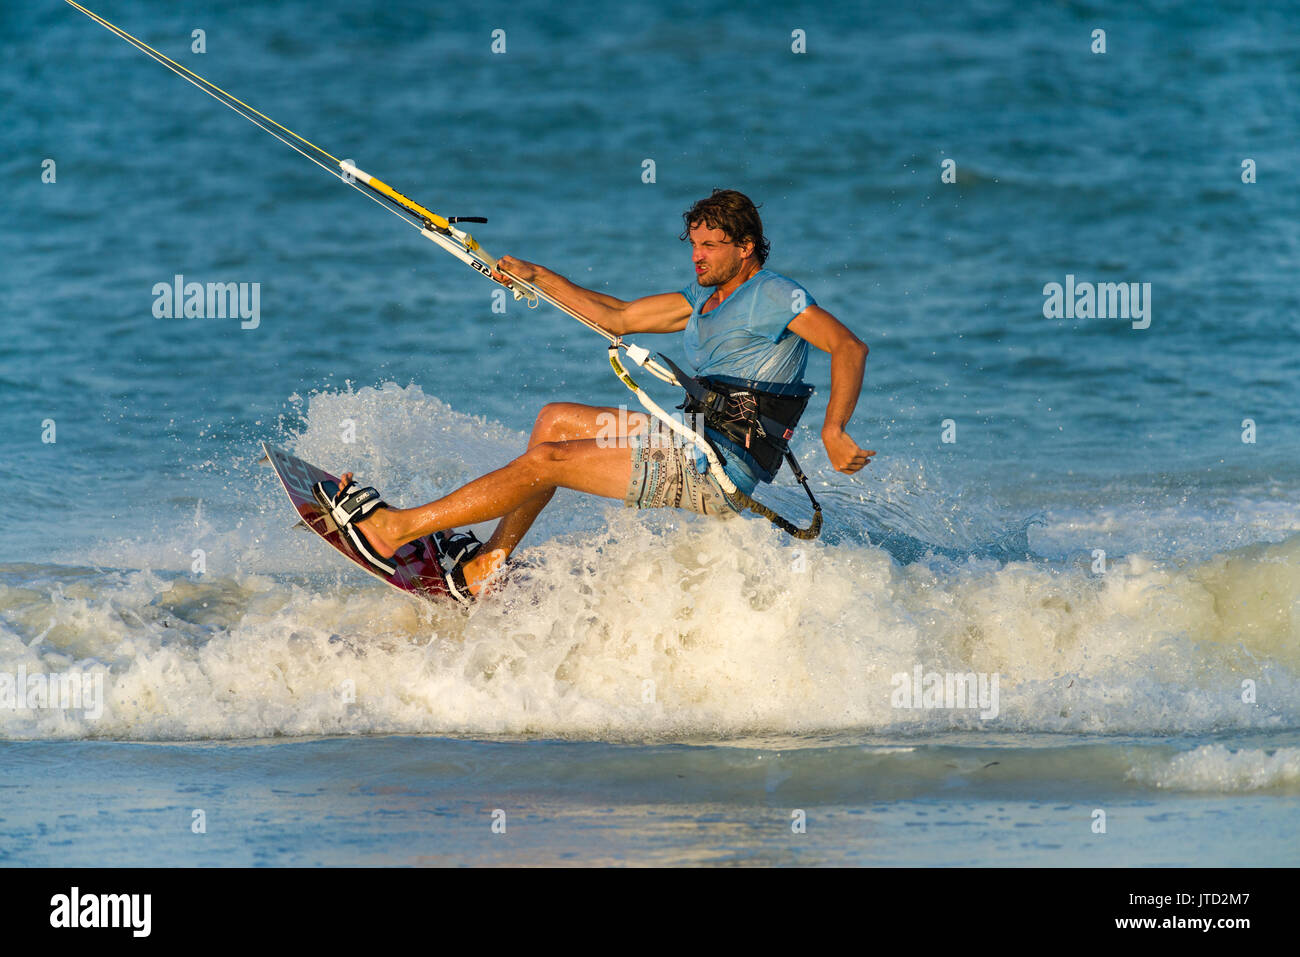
[493,256,692,336]
[786,305,874,474]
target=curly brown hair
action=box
[679,189,770,265]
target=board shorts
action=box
[623,419,744,517]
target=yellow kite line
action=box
[65,0,821,538]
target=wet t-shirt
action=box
[677,269,814,494]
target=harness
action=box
[656,354,823,535]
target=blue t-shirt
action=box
[676,269,814,494]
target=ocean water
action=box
[1,0,1298,866]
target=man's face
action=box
[688,222,752,287]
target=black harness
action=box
[657,354,823,524]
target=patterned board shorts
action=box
[623,419,744,517]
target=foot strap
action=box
[313,480,396,576]
[435,530,484,605]
[318,480,386,527]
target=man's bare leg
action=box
[479,403,649,561]
[344,439,632,556]
[339,403,648,592]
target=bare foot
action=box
[336,472,403,559]
[462,548,508,597]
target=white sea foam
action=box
[3,384,1297,741]
[1127,745,1300,792]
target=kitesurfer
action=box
[322,189,872,601]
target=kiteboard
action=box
[261,441,454,604]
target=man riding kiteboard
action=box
[58,9,870,603]
[320,189,873,602]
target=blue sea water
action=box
[1,0,1298,866]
